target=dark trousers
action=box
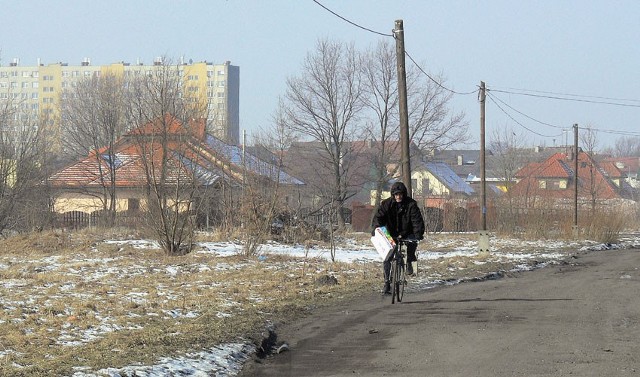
[383,243,417,282]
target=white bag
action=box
[370,226,396,261]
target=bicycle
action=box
[389,237,418,304]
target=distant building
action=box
[0,58,239,146]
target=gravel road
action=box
[239,248,640,376]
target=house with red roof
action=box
[510,151,631,205]
[47,114,304,226]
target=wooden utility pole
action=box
[478,81,489,253]
[479,81,487,231]
[394,19,412,195]
[573,123,579,230]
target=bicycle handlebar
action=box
[396,237,420,244]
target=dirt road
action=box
[239,249,640,376]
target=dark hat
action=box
[390,181,407,195]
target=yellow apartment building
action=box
[0,57,239,147]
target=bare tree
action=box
[361,40,469,203]
[613,136,640,157]
[489,126,529,228]
[361,40,399,205]
[239,122,296,256]
[124,59,209,255]
[0,94,49,234]
[277,39,365,229]
[60,72,128,226]
[580,126,602,212]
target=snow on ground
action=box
[26,234,640,376]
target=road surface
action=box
[239,248,640,376]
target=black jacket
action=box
[372,196,425,240]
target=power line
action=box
[486,92,565,138]
[490,88,640,108]
[488,91,566,130]
[311,0,393,37]
[404,50,478,96]
[488,90,640,138]
[489,86,640,104]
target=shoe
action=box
[382,281,391,295]
[406,263,414,276]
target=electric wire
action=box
[490,89,640,108]
[405,50,478,96]
[489,86,640,104]
[487,90,640,138]
[310,0,638,138]
[486,91,565,138]
[312,0,394,37]
[488,90,566,130]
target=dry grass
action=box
[0,229,580,376]
[0,229,382,376]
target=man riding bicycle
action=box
[371,181,425,294]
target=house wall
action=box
[52,190,146,214]
[413,170,450,196]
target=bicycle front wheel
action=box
[391,259,398,304]
[395,259,405,303]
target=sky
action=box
[2,1,639,150]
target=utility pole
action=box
[573,123,579,233]
[479,81,487,231]
[394,19,412,195]
[478,81,489,253]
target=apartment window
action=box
[32,82,39,88]
[43,75,54,81]
[207,90,214,98]
[0,72,7,78]
[32,93,38,99]
[32,71,39,78]
[22,71,30,78]
[10,82,17,88]
[217,92,225,98]
[187,86,199,92]
[21,93,28,99]
[62,82,69,88]
[217,81,225,87]
[0,93,7,99]
[83,71,91,77]
[217,103,225,109]
[0,82,6,88]
[207,70,213,77]
[10,71,18,77]
[62,71,70,77]
[72,71,79,77]
[32,103,39,110]
[43,97,54,104]
[188,75,198,80]
[217,70,225,75]
[22,82,29,88]
[538,180,547,189]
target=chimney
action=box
[81,57,90,66]
[10,58,19,66]
[457,155,464,166]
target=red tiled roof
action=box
[510,151,624,200]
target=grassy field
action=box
[0,229,584,376]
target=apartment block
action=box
[0,57,240,145]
